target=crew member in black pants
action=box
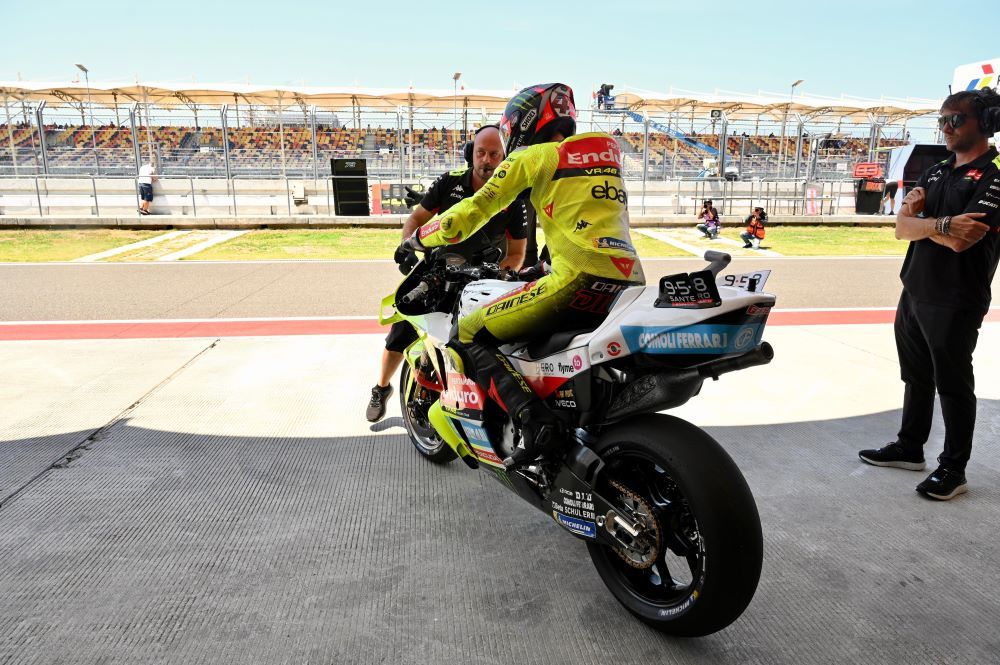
[859,88,1000,500]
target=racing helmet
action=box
[498,83,577,153]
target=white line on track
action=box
[155,230,250,261]
[73,231,191,262]
[635,228,783,257]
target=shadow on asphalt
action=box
[1,404,998,664]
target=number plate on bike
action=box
[654,270,721,309]
[716,269,771,292]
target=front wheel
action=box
[399,362,456,464]
[586,414,762,636]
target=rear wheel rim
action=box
[599,450,706,609]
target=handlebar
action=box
[399,281,430,305]
[444,262,501,281]
[397,259,503,310]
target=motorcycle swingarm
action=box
[546,445,643,548]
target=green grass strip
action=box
[0,229,164,262]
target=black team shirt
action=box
[900,147,1000,310]
[420,167,527,262]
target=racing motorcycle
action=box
[378,249,775,636]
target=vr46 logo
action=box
[591,180,627,204]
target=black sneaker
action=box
[858,442,926,471]
[916,466,968,500]
[366,384,393,422]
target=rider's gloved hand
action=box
[394,244,418,274]
[403,186,423,208]
[394,232,425,275]
[517,261,550,282]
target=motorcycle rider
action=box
[367,125,527,422]
[399,83,645,468]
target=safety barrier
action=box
[0,174,879,220]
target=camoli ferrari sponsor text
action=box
[641,330,729,350]
[622,324,764,355]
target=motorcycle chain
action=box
[608,479,662,570]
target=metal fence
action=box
[0,173,867,219]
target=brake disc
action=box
[608,479,662,569]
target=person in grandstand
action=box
[859,88,1000,500]
[137,159,157,215]
[366,125,527,422]
[696,199,720,238]
[398,83,645,468]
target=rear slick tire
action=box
[586,413,762,636]
[399,363,457,465]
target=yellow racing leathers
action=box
[416,132,645,417]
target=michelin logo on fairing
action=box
[622,324,763,354]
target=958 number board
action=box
[654,269,722,309]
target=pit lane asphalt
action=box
[0,256,928,321]
[3,256,1000,665]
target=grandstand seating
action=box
[0,123,909,177]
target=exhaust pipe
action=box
[698,342,774,380]
[604,343,774,422]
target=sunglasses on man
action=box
[937,113,968,130]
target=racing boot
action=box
[504,402,562,470]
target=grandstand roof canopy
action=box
[0,81,940,121]
[0,81,519,111]
[612,87,940,122]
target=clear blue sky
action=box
[2,0,997,102]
